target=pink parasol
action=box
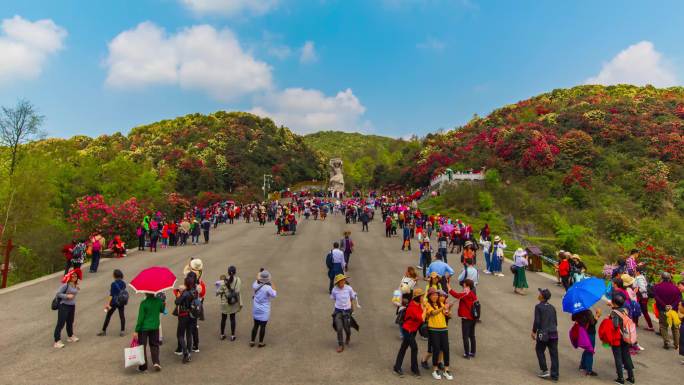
[441,223,454,234]
[129,266,177,294]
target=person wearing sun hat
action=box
[251,269,277,347]
[512,248,529,295]
[53,269,81,348]
[393,288,425,377]
[331,274,357,353]
[490,236,506,277]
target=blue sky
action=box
[1,0,683,138]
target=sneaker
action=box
[483,270,491,275]
[97,331,106,336]
[174,349,183,356]
[421,361,430,370]
[469,353,476,359]
[336,345,344,353]
[119,331,125,337]
[192,347,200,353]
[182,355,190,364]
[67,336,79,343]
[153,364,161,372]
[258,343,266,348]
[416,265,423,270]
[392,368,404,377]
[614,379,625,385]
[220,335,226,340]
[537,370,550,378]
[587,371,598,376]
[411,370,421,377]
[53,341,65,349]
[626,378,635,384]
[462,354,470,359]
[230,336,236,341]
[431,370,442,380]
[636,344,645,351]
[249,342,255,347]
[443,371,453,380]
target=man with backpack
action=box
[98,269,127,337]
[201,217,211,243]
[532,288,559,382]
[606,292,636,384]
[327,242,346,293]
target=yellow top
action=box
[425,302,447,329]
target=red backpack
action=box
[598,318,621,347]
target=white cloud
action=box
[299,41,318,64]
[0,15,67,84]
[105,22,272,101]
[180,0,278,16]
[267,44,291,60]
[250,88,370,134]
[585,41,677,87]
[416,37,445,52]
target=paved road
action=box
[0,214,680,385]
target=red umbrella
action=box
[130,266,177,294]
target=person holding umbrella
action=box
[129,266,176,371]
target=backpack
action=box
[325,250,333,270]
[471,300,481,320]
[71,243,86,262]
[627,300,641,319]
[223,279,239,305]
[612,309,638,344]
[188,289,203,319]
[598,318,621,346]
[115,288,129,307]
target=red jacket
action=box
[558,259,570,277]
[449,289,478,320]
[402,300,424,333]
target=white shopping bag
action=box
[124,340,146,368]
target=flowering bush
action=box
[563,165,593,189]
[636,242,680,281]
[68,195,141,245]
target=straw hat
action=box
[412,288,424,298]
[494,236,501,242]
[620,273,635,287]
[571,254,582,260]
[183,258,204,277]
[333,274,348,285]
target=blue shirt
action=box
[252,281,277,321]
[426,260,455,277]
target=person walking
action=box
[558,254,571,291]
[132,292,166,372]
[512,248,529,295]
[447,279,478,359]
[179,218,190,246]
[53,269,81,348]
[360,210,369,232]
[532,288,559,382]
[328,242,346,293]
[608,292,635,384]
[331,274,357,353]
[217,266,242,341]
[393,288,425,377]
[653,272,681,350]
[571,308,600,376]
[424,287,453,380]
[98,269,127,337]
[174,275,198,363]
[385,215,392,238]
[490,236,506,277]
[632,268,654,331]
[420,238,433,278]
[479,235,492,274]
[402,225,412,251]
[88,232,105,273]
[139,215,150,251]
[251,270,277,347]
[340,231,354,271]
[201,217,211,243]
[149,219,159,252]
[437,232,448,263]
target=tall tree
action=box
[0,100,45,177]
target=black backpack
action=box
[325,250,333,270]
[189,289,203,319]
[471,300,481,320]
[115,281,129,307]
[224,279,239,305]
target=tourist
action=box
[512,248,529,295]
[201,217,211,243]
[53,269,81,348]
[174,274,198,363]
[426,252,454,289]
[447,279,478,359]
[457,258,479,293]
[677,280,684,364]
[402,224,411,251]
[571,308,600,376]
[570,254,587,283]
[149,218,159,252]
[331,274,357,352]
[139,215,150,250]
[393,288,425,377]
[179,217,190,246]
[385,215,392,237]
[653,272,681,350]
[109,235,126,258]
[360,210,370,232]
[420,238,433,278]
[558,253,571,290]
[424,287,453,380]
[251,270,277,348]
[328,242,346,293]
[479,235,492,274]
[608,292,635,384]
[132,292,165,372]
[532,288,559,382]
[217,266,242,341]
[190,219,200,245]
[88,231,105,273]
[490,236,506,277]
[437,232,448,263]
[340,231,354,270]
[97,269,127,337]
[633,268,654,331]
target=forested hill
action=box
[303,131,419,189]
[414,84,684,268]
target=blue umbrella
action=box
[562,277,606,314]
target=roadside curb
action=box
[0,247,138,296]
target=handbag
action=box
[51,285,68,311]
[124,338,146,368]
[418,322,429,338]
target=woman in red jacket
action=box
[393,288,425,377]
[448,279,478,359]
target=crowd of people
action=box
[50,191,684,383]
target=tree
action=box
[0,100,45,177]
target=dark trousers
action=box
[138,329,160,369]
[611,341,634,381]
[176,316,195,357]
[54,304,75,342]
[90,251,101,272]
[203,230,209,243]
[580,330,596,372]
[394,328,418,372]
[421,253,430,278]
[251,319,267,343]
[64,260,72,275]
[102,305,125,332]
[386,228,391,237]
[150,235,158,251]
[221,313,236,336]
[636,297,653,329]
[169,233,176,246]
[429,329,449,367]
[334,309,352,346]
[138,232,146,250]
[535,339,559,379]
[461,319,476,355]
[561,275,571,291]
[362,222,368,232]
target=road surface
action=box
[0,214,680,385]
